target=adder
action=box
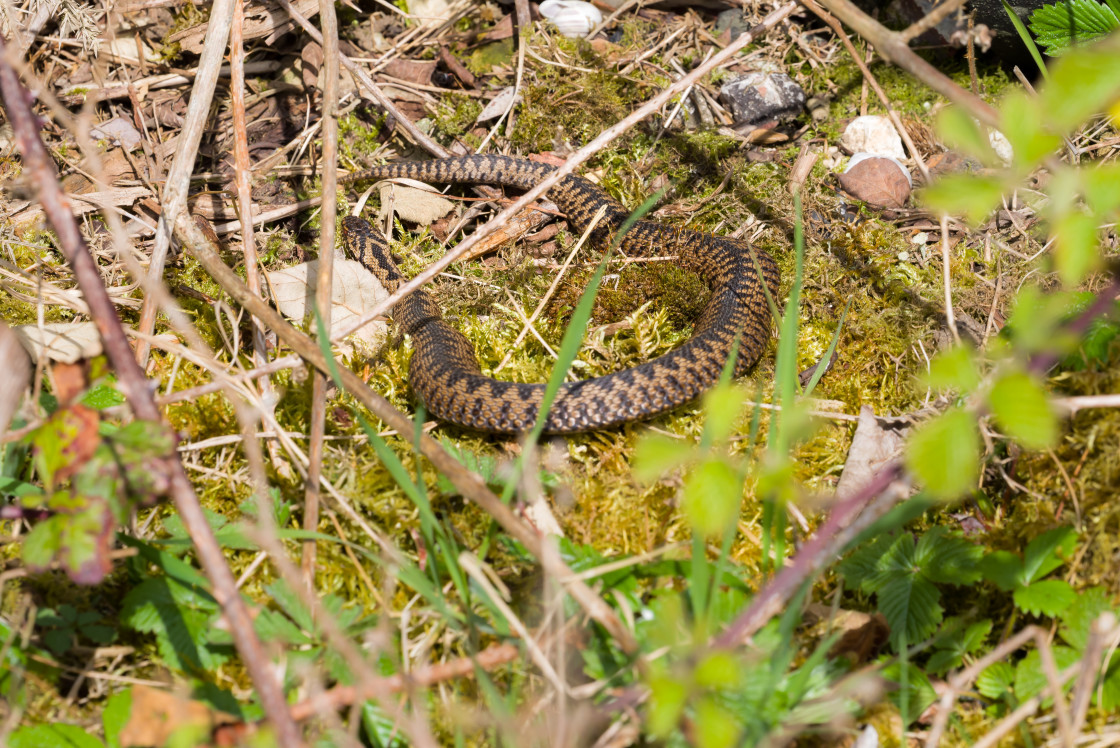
[342,154,780,434]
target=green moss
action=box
[432,94,483,140]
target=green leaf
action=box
[361,700,408,748]
[925,346,981,392]
[977,661,1015,699]
[988,371,1058,450]
[647,671,688,737]
[935,107,998,165]
[980,550,1024,591]
[701,385,747,444]
[1029,0,1120,56]
[1022,526,1079,582]
[919,529,983,585]
[905,408,981,499]
[1053,211,1101,287]
[695,651,741,689]
[921,174,1006,226]
[1014,646,1080,702]
[999,91,1062,170]
[1041,38,1120,134]
[1015,579,1077,616]
[1082,162,1120,216]
[81,384,125,410]
[879,573,943,650]
[7,724,106,748]
[881,660,939,722]
[103,689,133,748]
[683,458,742,538]
[632,434,695,484]
[1003,0,1051,79]
[694,697,742,748]
[1059,586,1115,650]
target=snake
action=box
[341,155,780,434]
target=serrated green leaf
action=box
[879,573,944,650]
[81,384,125,410]
[1041,38,1120,134]
[838,534,896,593]
[1015,579,1077,616]
[999,91,1062,170]
[905,408,981,499]
[925,346,981,392]
[683,458,741,538]
[1053,211,1101,287]
[920,529,984,585]
[1014,646,1080,702]
[935,107,999,165]
[988,371,1058,450]
[702,384,747,444]
[921,175,1007,226]
[1029,0,1119,56]
[1059,586,1114,650]
[632,434,695,484]
[977,661,1015,699]
[881,660,939,721]
[1023,526,1079,582]
[980,550,1024,591]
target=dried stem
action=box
[134,0,237,364]
[0,37,302,748]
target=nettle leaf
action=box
[977,661,1015,699]
[1014,646,1081,702]
[1029,0,1119,56]
[988,372,1058,450]
[1041,37,1120,134]
[683,458,742,538]
[935,107,999,166]
[905,408,981,499]
[1060,586,1115,650]
[121,576,225,673]
[921,175,1006,226]
[1053,211,1102,287]
[999,91,1063,171]
[1023,526,1079,582]
[925,346,981,392]
[1015,579,1077,617]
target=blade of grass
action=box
[1003,0,1051,81]
[803,297,852,397]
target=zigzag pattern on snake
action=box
[342,155,780,434]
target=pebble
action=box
[718,72,806,128]
[840,115,907,161]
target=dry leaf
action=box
[15,322,104,364]
[835,406,906,498]
[837,157,911,209]
[0,322,31,434]
[383,59,437,86]
[169,0,318,52]
[91,117,143,152]
[477,86,521,123]
[378,183,454,226]
[266,259,389,358]
[120,685,229,747]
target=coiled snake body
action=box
[342,155,780,434]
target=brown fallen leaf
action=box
[837,157,911,209]
[120,685,232,747]
[383,59,437,86]
[0,322,31,435]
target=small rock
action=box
[840,115,907,161]
[714,8,751,42]
[838,154,912,209]
[988,128,1014,165]
[806,95,830,123]
[719,72,807,128]
[539,0,602,38]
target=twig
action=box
[289,642,521,720]
[330,1,799,345]
[0,37,302,748]
[173,214,640,654]
[302,0,342,589]
[134,0,237,364]
[898,0,970,42]
[940,215,960,343]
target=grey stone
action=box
[718,72,806,127]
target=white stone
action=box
[539,1,603,38]
[841,115,907,161]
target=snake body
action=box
[342,155,780,434]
